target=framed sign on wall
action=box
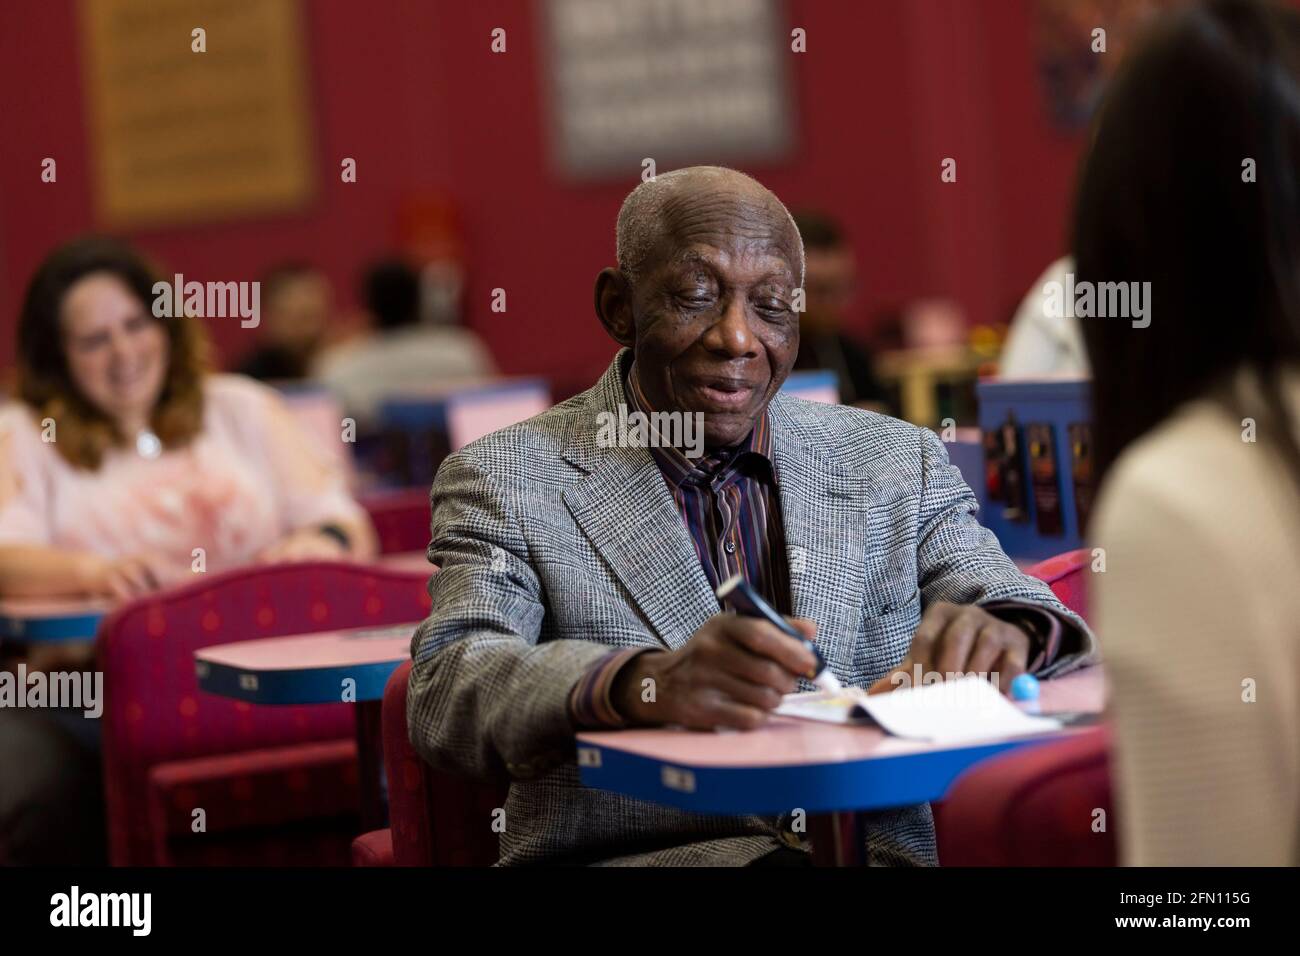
[80,0,315,227]
[542,0,795,179]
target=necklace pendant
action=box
[136,430,162,459]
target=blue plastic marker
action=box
[1010,673,1041,713]
[715,573,843,692]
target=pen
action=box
[715,573,843,693]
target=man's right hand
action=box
[610,614,819,730]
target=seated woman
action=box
[0,236,377,864]
[0,236,377,600]
[1077,0,1300,865]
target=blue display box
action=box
[975,379,1092,562]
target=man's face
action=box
[626,191,801,449]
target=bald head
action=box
[615,166,804,288]
[595,166,806,451]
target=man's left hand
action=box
[867,602,1031,695]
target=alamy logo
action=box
[889,665,1003,700]
[1043,272,1151,328]
[50,886,151,936]
[152,273,260,328]
[596,403,704,459]
[0,665,102,718]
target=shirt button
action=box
[724,541,736,554]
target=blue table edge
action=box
[194,656,405,705]
[0,610,104,643]
[575,731,1075,815]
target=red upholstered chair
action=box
[352,660,507,866]
[1024,547,1092,618]
[359,487,432,555]
[935,726,1116,865]
[350,826,394,866]
[934,548,1114,865]
[97,561,431,866]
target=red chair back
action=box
[1024,547,1091,618]
[937,726,1116,865]
[360,487,432,554]
[383,660,506,865]
[97,561,431,865]
[934,548,1110,865]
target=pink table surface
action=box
[0,596,112,617]
[0,550,431,621]
[194,622,419,671]
[449,392,551,450]
[373,551,433,574]
[577,666,1105,769]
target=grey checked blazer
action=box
[408,350,1095,866]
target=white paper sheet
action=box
[775,676,1062,743]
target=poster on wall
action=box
[542,0,794,179]
[1033,0,1186,129]
[80,0,315,227]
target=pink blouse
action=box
[0,374,366,586]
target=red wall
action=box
[0,0,1084,388]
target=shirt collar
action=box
[625,363,775,488]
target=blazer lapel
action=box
[768,397,876,672]
[562,353,719,649]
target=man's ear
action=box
[594,268,635,348]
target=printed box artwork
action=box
[1068,422,1096,532]
[1026,422,1063,536]
[997,412,1029,523]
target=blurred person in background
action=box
[0,237,378,604]
[1000,255,1089,377]
[234,261,333,382]
[0,236,378,865]
[789,211,887,408]
[313,257,497,428]
[1078,0,1300,865]
[1002,0,1181,378]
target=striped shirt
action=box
[568,366,792,726]
[627,367,791,614]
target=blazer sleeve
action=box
[406,450,612,781]
[914,426,1097,677]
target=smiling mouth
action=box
[687,377,759,411]
[109,366,149,390]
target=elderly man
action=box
[408,166,1094,866]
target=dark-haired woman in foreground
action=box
[1078,0,1300,865]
